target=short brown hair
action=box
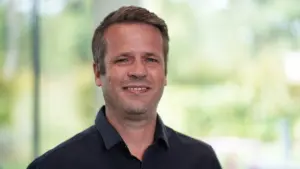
[91,6,169,75]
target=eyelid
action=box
[115,54,129,59]
[116,58,128,62]
[145,57,160,64]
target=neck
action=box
[105,105,157,160]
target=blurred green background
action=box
[0,0,300,168]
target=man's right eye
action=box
[115,58,129,63]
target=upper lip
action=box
[123,85,151,89]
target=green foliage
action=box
[74,66,103,126]
[77,78,98,125]
[184,95,277,141]
[0,76,15,126]
[0,4,6,65]
[158,0,300,141]
[40,0,93,75]
[0,5,13,127]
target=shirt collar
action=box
[95,105,170,150]
[154,114,170,148]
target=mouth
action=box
[122,86,151,94]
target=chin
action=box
[121,105,149,121]
[124,106,148,114]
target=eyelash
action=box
[146,58,158,62]
[115,58,128,63]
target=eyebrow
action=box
[114,52,161,58]
[144,52,158,57]
[117,52,133,57]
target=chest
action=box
[71,147,208,169]
[50,144,214,169]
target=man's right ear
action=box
[93,63,102,87]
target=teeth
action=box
[128,87,146,91]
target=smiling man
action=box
[27,6,222,169]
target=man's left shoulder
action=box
[166,127,222,168]
[166,127,217,156]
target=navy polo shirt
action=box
[27,106,222,169]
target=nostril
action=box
[127,72,147,79]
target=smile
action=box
[123,86,151,94]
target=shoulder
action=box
[27,126,101,169]
[166,127,222,168]
[167,127,214,153]
[166,127,221,165]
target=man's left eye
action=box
[146,58,158,62]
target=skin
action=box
[93,22,167,160]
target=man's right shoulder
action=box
[27,125,102,169]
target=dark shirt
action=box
[27,106,222,169]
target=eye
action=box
[146,57,158,63]
[115,58,129,63]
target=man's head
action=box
[91,6,169,119]
[92,6,169,75]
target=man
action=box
[27,6,222,169]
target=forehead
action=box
[103,23,163,55]
[104,22,162,38]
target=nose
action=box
[127,59,147,79]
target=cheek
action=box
[160,77,166,86]
[110,67,128,81]
[101,74,112,88]
[105,73,122,92]
[158,73,167,86]
[151,70,166,83]
[106,75,116,88]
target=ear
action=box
[93,63,102,87]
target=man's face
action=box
[94,23,167,118]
